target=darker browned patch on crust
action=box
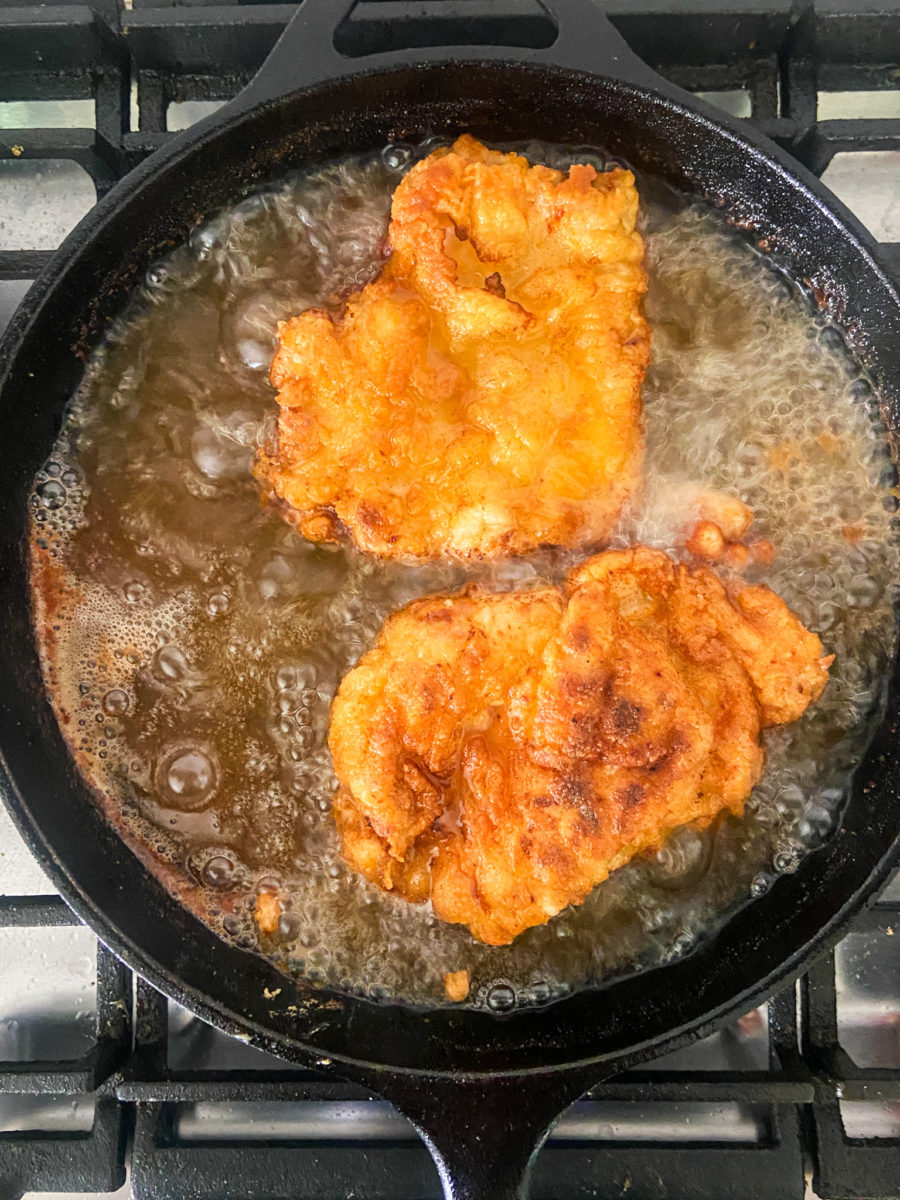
[400,759,444,824]
[643,730,689,774]
[537,842,573,873]
[671,731,689,756]
[424,608,454,623]
[356,501,385,531]
[484,271,506,299]
[569,623,591,652]
[552,774,599,830]
[561,671,607,700]
[565,708,603,757]
[293,504,343,544]
[553,774,588,806]
[610,697,641,738]
[618,782,645,810]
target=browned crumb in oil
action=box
[255,891,283,936]
[686,519,726,560]
[684,505,774,571]
[842,521,868,546]
[768,439,808,479]
[443,969,471,1002]
[694,492,753,542]
[684,491,763,568]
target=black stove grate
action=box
[1,4,899,1198]
[1,885,898,1199]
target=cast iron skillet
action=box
[1,1,899,1196]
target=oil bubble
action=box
[189,220,222,260]
[773,846,801,874]
[276,665,298,691]
[202,855,237,888]
[191,426,248,481]
[486,984,516,1013]
[527,981,552,1006]
[155,746,219,811]
[207,593,229,616]
[38,480,67,509]
[102,689,129,716]
[277,911,302,941]
[670,931,695,956]
[152,644,190,682]
[123,581,147,603]
[750,874,771,897]
[381,143,413,172]
[819,326,845,352]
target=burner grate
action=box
[1,3,900,1198]
[2,877,898,1199]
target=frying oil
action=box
[29,141,898,1008]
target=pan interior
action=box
[27,137,898,1012]
[3,62,900,1072]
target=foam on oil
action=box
[29,142,899,1009]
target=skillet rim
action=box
[1,58,899,1078]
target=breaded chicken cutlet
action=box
[258,135,649,559]
[329,548,832,945]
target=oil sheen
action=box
[29,141,899,1009]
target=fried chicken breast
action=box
[258,136,649,559]
[329,548,832,945]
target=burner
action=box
[1,4,899,1198]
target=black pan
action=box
[1,2,899,1196]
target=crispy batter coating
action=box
[258,136,649,558]
[329,548,832,945]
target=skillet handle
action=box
[229,0,666,113]
[370,1067,600,1200]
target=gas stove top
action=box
[1,4,899,1198]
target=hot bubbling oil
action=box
[30,141,899,1009]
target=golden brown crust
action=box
[329,547,832,945]
[257,135,649,559]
